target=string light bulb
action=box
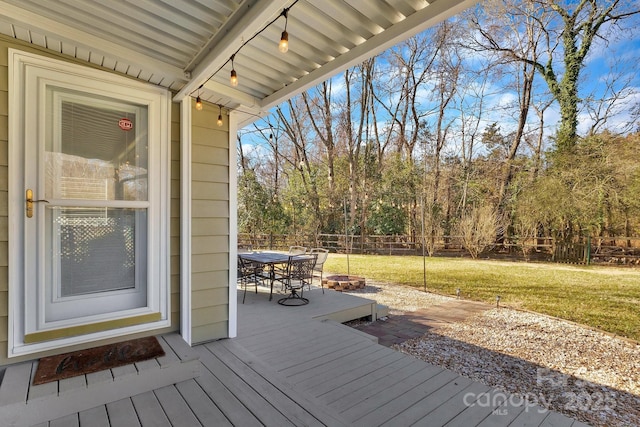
[279,31,289,53]
[230,54,238,87]
[279,9,289,53]
[195,95,203,111]
[217,105,223,127]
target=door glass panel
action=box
[45,207,147,298]
[44,87,148,201]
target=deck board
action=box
[134,357,160,373]
[192,366,262,427]
[49,413,79,427]
[443,388,509,427]
[86,369,114,388]
[78,405,110,427]
[509,404,555,426]
[319,355,423,406]
[571,420,591,427]
[105,398,141,427]
[155,335,181,366]
[278,339,377,378]
[195,345,297,427]
[410,382,491,427]
[352,370,469,425]
[375,379,478,427]
[110,363,137,380]
[476,402,527,427]
[327,361,424,413]
[258,328,359,366]
[208,342,326,427]
[153,384,203,427]
[217,339,350,426]
[0,361,31,405]
[294,345,395,387]
[238,320,335,354]
[131,390,172,427]
[58,375,86,394]
[3,288,580,427]
[28,363,58,401]
[539,411,580,427]
[175,379,233,427]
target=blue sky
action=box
[239,5,640,161]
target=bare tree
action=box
[373,32,443,163]
[583,56,638,135]
[341,62,375,237]
[470,1,549,213]
[528,95,554,179]
[456,204,498,258]
[473,0,640,151]
[426,22,460,252]
[455,64,492,214]
[275,98,322,232]
[302,81,337,198]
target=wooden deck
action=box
[0,286,588,426]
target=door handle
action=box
[26,189,49,218]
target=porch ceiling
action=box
[0,0,477,126]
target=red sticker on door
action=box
[118,118,133,131]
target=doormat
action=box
[32,336,165,385]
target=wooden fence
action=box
[238,233,640,266]
[553,241,590,265]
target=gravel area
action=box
[343,279,640,427]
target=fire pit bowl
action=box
[322,275,366,292]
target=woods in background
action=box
[237,1,640,258]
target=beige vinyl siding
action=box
[190,101,230,344]
[0,37,180,366]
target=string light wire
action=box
[189,0,299,99]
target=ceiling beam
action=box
[0,1,185,82]
[173,0,290,101]
[260,0,478,110]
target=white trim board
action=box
[228,111,239,339]
[180,97,193,345]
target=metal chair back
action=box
[309,248,329,292]
[288,245,307,255]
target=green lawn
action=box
[324,254,640,341]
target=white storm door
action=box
[9,50,170,353]
[25,88,150,331]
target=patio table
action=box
[238,252,312,301]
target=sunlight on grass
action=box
[324,254,640,341]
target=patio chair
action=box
[288,245,307,255]
[238,244,253,253]
[309,248,329,293]
[274,246,307,290]
[238,244,267,283]
[238,256,261,304]
[278,254,317,306]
